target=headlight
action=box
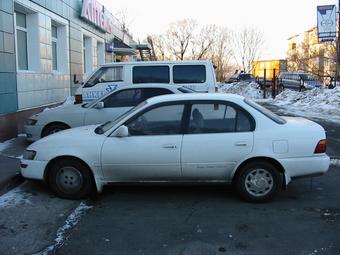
[23,150,36,160]
[26,119,38,125]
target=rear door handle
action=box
[235,142,248,147]
[162,144,177,149]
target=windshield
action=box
[244,99,286,124]
[299,73,317,81]
[94,101,147,134]
[239,74,254,80]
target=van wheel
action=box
[42,123,69,137]
[48,159,94,199]
[235,161,282,202]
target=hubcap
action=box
[245,168,274,197]
[56,166,83,194]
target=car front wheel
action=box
[42,123,69,137]
[48,159,94,199]
[235,161,282,202]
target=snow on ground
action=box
[0,186,32,208]
[218,81,264,100]
[219,82,340,123]
[35,202,93,255]
[268,86,340,123]
[0,138,16,153]
[330,158,340,167]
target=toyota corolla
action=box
[20,94,330,202]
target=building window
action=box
[15,12,28,70]
[52,24,58,71]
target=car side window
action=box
[133,66,170,84]
[142,88,173,100]
[188,103,253,134]
[103,89,143,108]
[173,65,206,84]
[127,104,184,136]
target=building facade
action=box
[252,59,287,79]
[0,0,137,140]
[287,27,336,82]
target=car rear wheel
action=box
[42,123,69,137]
[48,159,94,199]
[235,161,282,202]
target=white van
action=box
[75,60,217,103]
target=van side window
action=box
[133,66,170,84]
[84,66,123,88]
[173,65,206,84]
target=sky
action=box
[100,0,337,60]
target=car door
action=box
[83,88,144,125]
[101,103,185,181]
[181,102,254,181]
[83,87,175,125]
[82,66,125,102]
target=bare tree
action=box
[191,25,217,60]
[233,27,264,73]
[114,8,133,36]
[148,34,167,61]
[209,27,233,82]
[166,19,197,60]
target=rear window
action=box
[133,66,170,84]
[244,99,286,124]
[173,65,206,84]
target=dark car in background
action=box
[225,73,256,84]
[279,72,323,90]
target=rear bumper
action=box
[279,155,330,184]
[24,125,43,142]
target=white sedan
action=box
[20,93,330,202]
[24,84,193,141]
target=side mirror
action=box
[94,101,104,109]
[112,125,129,137]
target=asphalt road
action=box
[0,106,339,255]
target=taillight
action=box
[75,94,82,104]
[314,139,327,153]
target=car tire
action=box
[42,123,69,137]
[235,161,282,203]
[48,158,94,199]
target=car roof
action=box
[145,93,245,104]
[100,60,211,67]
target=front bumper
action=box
[20,159,47,180]
[24,124,43,142]
[279,155,330,184]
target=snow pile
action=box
[219,81,263,99]
[270,87,340,123]
[35,202,92,255]
[0,187,32,208]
